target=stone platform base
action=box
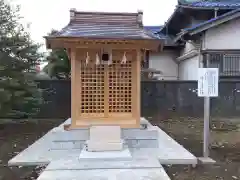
[51,118,159,151]
[8,117,197,168]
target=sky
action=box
[10,0,177,67]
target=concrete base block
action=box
[198,157,216,164]
[89,126,121,142]
[86,140,123,152]
[51,126,159,142]
[51,139,159,150]
[86,126,123,152]
[51,141,85,150]
[52,129,89,142]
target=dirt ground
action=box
[0,119,65,180]
[150,116,240,180]
[0,117,240,180]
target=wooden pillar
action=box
[136,49,141,126]
[70,48,77,127]
[132,49,141,127]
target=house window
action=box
[223,54,240,75]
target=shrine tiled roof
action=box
[52,24,160,40]
[49,11,162,40]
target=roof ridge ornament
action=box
[137,10,143,26]
[70,8,76,21]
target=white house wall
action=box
[179,55,199,80]
[149,51,178,80]
[176,41,200,80]
[181,42,198,55]
[204,17,240,50]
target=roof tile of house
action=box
[143,26,163,33]
[183,8,240,32]
[179,0,240,8]
[143,26,169,39]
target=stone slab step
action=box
[37,168,171,180]
[46,158,162,170]
[79,147,132,160]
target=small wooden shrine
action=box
[45,9,162,129]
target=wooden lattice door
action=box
[108,50,132,119]
[80,53,105,119]
[79,50,134,121]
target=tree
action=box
[43,29,70,80]
[0,0,43,118]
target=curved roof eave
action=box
[159,6,180,33]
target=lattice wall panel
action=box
[79,51,105,117]
[108,50,132,114]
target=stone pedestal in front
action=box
[86,126,123,152]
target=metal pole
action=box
[214,8,218,18]
[203,54,210,157]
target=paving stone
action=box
[156,126,197,165]
[8,149,81,166]
[130,147,197,165]
[128,126,198,165]
[46,158,162,170]
[37,168,171,180]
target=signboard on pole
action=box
[198,68,219,97]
